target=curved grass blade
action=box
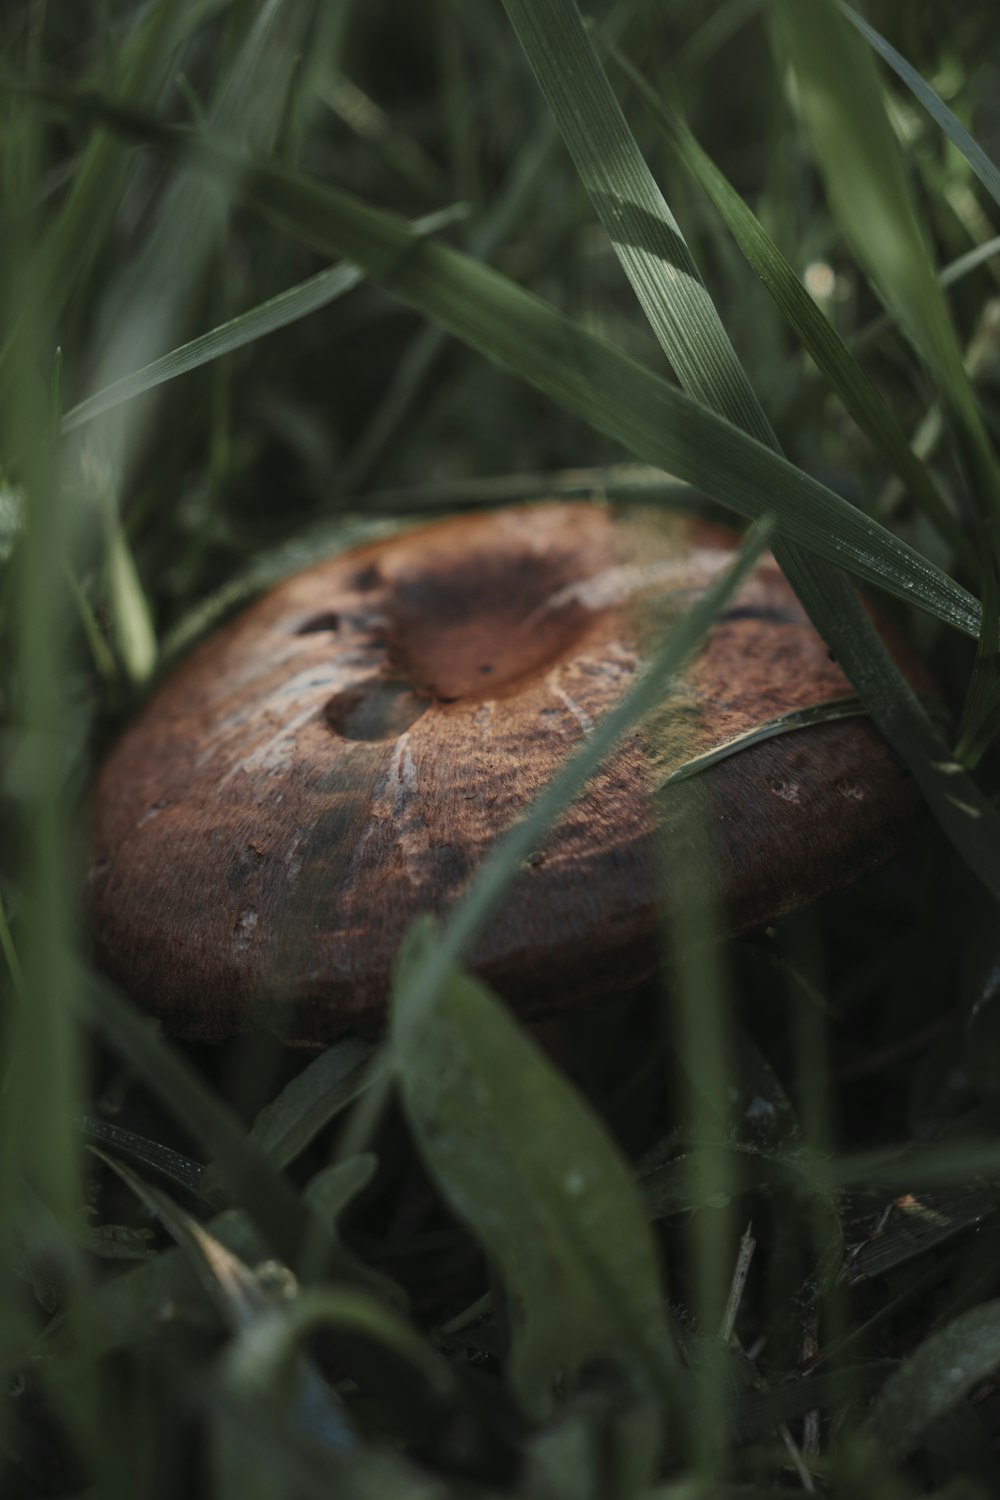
[838,1,1000,213]
[220,1281,478,1471]
[845,1182,1000,1285]
[658,693,948,789]
[599,34,970,565]
[868,1299,1000,1461]
[360,463,700,514]
[245,1038,379,1172]
[80,1114,206,1196]
[393,921,677,1419]
[223,1286,457,1413]
[80,973,326,1273]
[61,205,465,433]
[94,1155,361,1459]
[101,496,157,683]
[302,1155,378,1232]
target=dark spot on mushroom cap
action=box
[722,604,798,625]
[324,679,430,742]
[296,612,340,635]
[88,501,934,1045]
[383,542,594,702]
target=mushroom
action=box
[89,502,929,1045]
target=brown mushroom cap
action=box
[89,502,929,1044]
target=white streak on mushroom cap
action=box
[535,547,733,618]
[547,667,594,737]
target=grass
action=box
[1,0,1000,1494]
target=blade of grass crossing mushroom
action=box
[395,520,773,1031]
[597,34,970,567]
[837,1,1000,213]
[774,0,1000,767]
[500,0,1000,897]
[20,91,983,638]
[658,694,947,789]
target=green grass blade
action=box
[393,520,772,1032]
[23,91,983,637]
[61,205,463,433]
[393,923,677,1420]
[838,1,1000,212]
[81,974,328,1274]
[100,496,157,684]
[771,0,1000,535]
[62,265,358,433]
[600,34,970,565]
[849,235,1000,357]
[221,1285,456,1444]
[868,1300,1000,1462]
[245,1039,378,1172]
[339,118,560,491]
[37,0,192,322]
[501,0,1000,898]
[658,694,944,788]
[501,0,774,446]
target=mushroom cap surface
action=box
[90,503,929,1043]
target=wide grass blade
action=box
[868,1300,1000,1461]
[502,0,774,442]
[393,921,676,1421]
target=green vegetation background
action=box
[2,0,1000,1495]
